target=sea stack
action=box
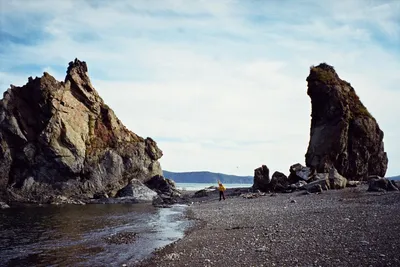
[0,59,163,203]
[305,63,388,180]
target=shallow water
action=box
[0,203,190,267]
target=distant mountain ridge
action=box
[389,175,400,181]
[163,170,253,184]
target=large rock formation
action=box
[305,63,388,180]
[0,59,163,203]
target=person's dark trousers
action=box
[219,191,225,201]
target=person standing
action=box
[218,181,226,201]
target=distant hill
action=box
[163,170,253,184]
[389,175,400,181]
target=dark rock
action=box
[253,165,270,192]
[145,175,183,205]
[270,171,289,192]
[193,189,210,198]
[116,179,157,202]
[305,63,388,180]
[0,59,163,204]
[93,192,109,199]
[288,163,312,184]
[368,178,399,192]
[145,175,176,194]
[303,179,329,192]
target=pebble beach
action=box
[138,185,400,267]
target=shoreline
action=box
[137,185,400,267]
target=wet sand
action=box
[138,185,400,267]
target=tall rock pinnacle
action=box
[305,63,388,180]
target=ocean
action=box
[175,182,253,191]
[0,203,190,266]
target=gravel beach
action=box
[138,185,400,267]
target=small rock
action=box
[165,253,180,261]
[0,201,10,209]
[290,199,297,203]
[256,246,267,252]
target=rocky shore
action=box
[138,185,400,267]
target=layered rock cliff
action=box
[305,63,388,180]
[0,59,163,203]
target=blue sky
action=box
[0,0,399,176]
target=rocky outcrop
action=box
[253,165,270,192]
[305,63,388,180]
[0,59,163,204]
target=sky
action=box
[0,0,399,177]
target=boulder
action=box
[116,179,157,202]
[288,163,312,184]
[0,59,163,204]
[346,181,361,187]
[303,178,329,192]
[145,175,182,204]
[368,178,399,192]
[253,165,270,192]
[305,63,388,180]
[0,201,10,209]
[193,189,215,198]
[289,180,308,191]
[145,175,175,194]
[328,167,348,189]
[270,171,289,192]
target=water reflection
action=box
[0,204,189,266]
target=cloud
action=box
[0,0,399,176]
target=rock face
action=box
[305,63,388,180]
[0,59,163,203]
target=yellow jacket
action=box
[218,183,226,192]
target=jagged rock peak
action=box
[0,59,163,203]
[67,58,88,74]
[305,63,388,180]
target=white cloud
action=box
[0,0,399,176]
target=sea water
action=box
[0,203,190,266]
[175,182,253,191]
